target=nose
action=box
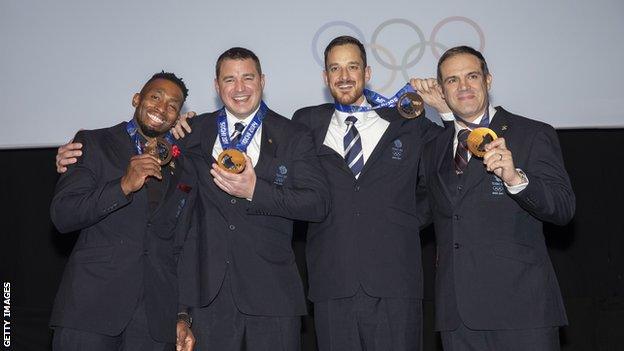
[234,79,245,92]
[155,99,167,113]
[338,67,348,81]
[458,78,469,91]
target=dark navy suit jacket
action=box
[50,122,196,342]
[178,109,330,316]
[293,104,440,302]
[421,107,575,331]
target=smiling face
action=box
[323,43,371,105]
[132,78,183,137]
[439,53,492,122]
[214,58,265,120]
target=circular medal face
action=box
[397,92,424,119]
[467,127,498,158]
[217,149,246,173]
[145,137,173,165]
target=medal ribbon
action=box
[217,101,268,152]
[334,83,416,113]
[453,107,490,130]
[125,118,175,155]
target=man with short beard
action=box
[50,72,195,351]
[292,36,441,351]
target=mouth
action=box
[232,95,251,103]
[147,112,164,125]
[335,81,355,92]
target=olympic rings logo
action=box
[311,17,485,92]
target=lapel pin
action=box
[501,125,508,131]
[268,138,273,144]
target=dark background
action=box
[1,129,623,350]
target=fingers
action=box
[56,142,83,173]
[172,111,196,139]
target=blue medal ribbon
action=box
[125,118,175,155]
[453,107,490,130]
[334,83,416,113]
[217,101,268,152]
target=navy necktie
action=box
[344,116,364,177]
[454,128,470,175]
[230,122,245,144]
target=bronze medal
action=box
[144,137,173,165]
[217,149,246,173]
[397,92,424,119]
[467,127,498,158]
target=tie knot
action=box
[234,122,245,133]
[457,129,470,143]
[345,116,358,125]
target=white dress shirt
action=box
[323,101,390,178]
[440,105,528,194]
[212,106,262,167]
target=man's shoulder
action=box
[74,122,126,143]
[264,109,311,136]
[292,103,334,124]
[496,107,555,133]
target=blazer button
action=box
[231,198,237,204]
[354,185,360,192]
[457,185,463,192]
[454,243,460,249]
[229,224,236,231]
[453,215,460,221]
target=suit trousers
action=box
[314,287,423,351]
[440,322,560,351]
[191,272,301,351]
[52,298,172,351]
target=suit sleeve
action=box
[508,125,575,225]
[247,127,330,222]
[50,131,133,233]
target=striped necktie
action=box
[454,128,470,175]
[344,116,364,177]
[230,122,245,144]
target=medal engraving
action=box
[397,92,424,119]
[144,137,173,165]
[217,149,246,173]
[467,127,498,158]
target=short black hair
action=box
[324,36,367,69]
[215,47,262,78]
[144,71,189,100]
[437,46,489,84]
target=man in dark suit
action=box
[50,72,196,350]
[176,47,330,351]
[419,46,575,350]
[292,36,440,351]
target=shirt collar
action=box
[453,105,497,137]
[333,99,378,125]
[225,105,261,129]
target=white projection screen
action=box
[1,0,623,148]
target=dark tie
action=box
[454,129,470,175]
[344,116,364,177]
[230,122,245,144]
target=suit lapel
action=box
[255,112,278,176]
[358,108,402,178]
[106,122,135,170]
[434,126,455,205]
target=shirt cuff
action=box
[505,168,529,194]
